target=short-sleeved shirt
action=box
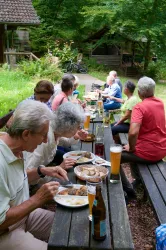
[131,97,166,161]
[28,95,52,110]
[121,96,138,123]
[104,83,122,101]
[0,135,29,226]
[51,92,68,111]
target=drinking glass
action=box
[103,111,110,127]
[86,180,102,221]
[84,112,91,130]
[110,144,122,183]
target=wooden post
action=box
[4,24,10,67]
[0,24,5,63]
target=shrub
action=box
[51,40,78,66]
[19,55,62,81]
[144,60,166,81]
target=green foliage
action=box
[31,0,90,53]
[19,56,62,81]
[0,69,34,116]
[50,41,78,65]
[144,62,160,80]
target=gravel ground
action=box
[123,163,158,250]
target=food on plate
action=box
[69,151,92,159]
[95,159,106,164]
[77,157,90,163]
[75,165,108,181]
[58,186,87,196]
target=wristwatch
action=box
[37,165,46,178]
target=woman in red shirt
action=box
[121,76,166,198]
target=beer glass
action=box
[97,100,103,110]
[86,180,102,221]
[84,112,91,130]
[110,144,122,183]
[103,111,110,127]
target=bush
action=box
[19,55,62,81]
[51,40,78,66]
[144,60,166,81]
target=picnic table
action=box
[48,117,134,250]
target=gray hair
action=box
[52,102,85,134]
[138,77,155,98]
[107,75,115,84]
[8,100,53,137]
[109,70,117,77]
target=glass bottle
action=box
[95,125,104,158]
[92,184,107,241]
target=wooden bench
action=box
[113,113,166,225]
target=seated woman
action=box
[111,81,138,142]
[120,77,166,198]
[29,80,54,109]
[101,75,122,110]
[52,77,74,111]
[24,102,87,174]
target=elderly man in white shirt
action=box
[24,102,87,179]
[0,100,69,250]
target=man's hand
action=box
[60,158,76,170]
[33,181,59,205]
[74,129,88,140]
[41,166,68,180]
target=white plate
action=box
[54,185,88,208]
[63,151,95,164]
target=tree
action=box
[31,0,91,53]
[82,0,166,70]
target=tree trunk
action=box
[144,38,151,71]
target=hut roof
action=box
[0,0,40,25]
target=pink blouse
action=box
[52,92,68,111]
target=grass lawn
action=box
[0,69,85,116]
[89,70,166,110]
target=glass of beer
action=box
[97,100,103,110]
[103,111,110,127]
[86,180,102,221]
[84,112,91,130]
[110,144,122,183]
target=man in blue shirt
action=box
[102,75,122,110]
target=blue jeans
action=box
[111,122,130,136]
[103,101,121,110]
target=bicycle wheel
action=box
[78,64,88,74]
[66,63,74,73]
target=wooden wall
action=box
[90,55,121,67]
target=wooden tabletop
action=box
[48,125,134,250]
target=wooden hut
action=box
[0,0,40,63]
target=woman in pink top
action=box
[120,77,166,198]
[52,76,74,111]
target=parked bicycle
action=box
[64,59,88,74]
